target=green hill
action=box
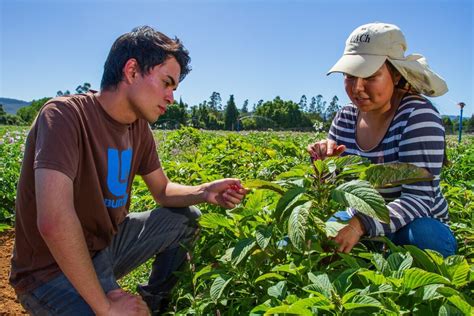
[0,97,31,114]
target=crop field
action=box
[0,126,473,315]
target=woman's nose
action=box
[352,77,365,93]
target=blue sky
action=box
[1,0,472,116]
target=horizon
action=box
[1,0,472,117]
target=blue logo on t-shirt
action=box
[104,148,132,208]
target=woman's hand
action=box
[333,217,365,253]
[307,139,346,160]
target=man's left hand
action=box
[202,179,248,209]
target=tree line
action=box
[1,83,473,134]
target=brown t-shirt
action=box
[10,93,161,294]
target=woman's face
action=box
[344,63,399,114]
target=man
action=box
[10,26,247,315]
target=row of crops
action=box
[0,126,473,314]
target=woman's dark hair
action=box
[100,26,191,90]
[386,61,408,90]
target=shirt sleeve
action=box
[136,123,161,175]
[327,110,341,142]
[34,101,80,181]
[357,104,446,237]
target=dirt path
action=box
[0,230,27,315]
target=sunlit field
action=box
[1,126,472,314]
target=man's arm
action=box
[142,168,246,209]
[35,169,148,315]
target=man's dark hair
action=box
[100,26,191,90]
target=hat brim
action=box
[327,54,387,78]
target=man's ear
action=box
[123,58,139,84]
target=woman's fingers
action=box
[308,140,345,160]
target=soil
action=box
[0,230,27,315]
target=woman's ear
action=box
[394,72,402,86]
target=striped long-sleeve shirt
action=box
[328,94,449,237]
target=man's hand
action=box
[98,289,149,316]
[202,178,248,209]
[307,139,346,160]
[333,217,365,253]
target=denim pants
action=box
[330,211,457,257]
[18,206,201,315]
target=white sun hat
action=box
[327,22,448,97]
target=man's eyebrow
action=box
[167,75,177,88]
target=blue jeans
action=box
[18,206,201,315]
[330,211,457,257]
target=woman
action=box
[308,22,457,257]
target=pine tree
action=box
[242,99,249,113]
[315,95,325,119]
[209,92,222,112]
[325,95,340,122]
[224,95,239,130]
[299,95,307,112]
[309,96,316,113]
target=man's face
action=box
[128,57,181,123]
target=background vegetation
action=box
[2,83,473,134]
[2,126,472,314]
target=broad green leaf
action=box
[387,252,413,274]
[446,295,472,315]
[255,227,272,250]
[436,286,461,297]
[343,295,383,310]
[359,284,395,296]
[444,256,470,287]
[325,221,346,237]
[264,304,313,316]
[331,180,389,223]
[312,159,327,175]
[274,186,306,220]
[250,300,271,315]
[414,284,444,301]
[333,268,358,294]
[403,268,451,290]
[306,272,334,298]
[231,238,256,266]
[328,155,370,170]
[244,180,285,195]
[291,296,332,310]
[267,281,286,300]
[326,159,337,173]
[362,162,434,188]
[288,201,312,250]
[338,253,361,269]
[199,213,232,229]
[272,263,301,275]
[341,290,359,304]
[265,149,277,158]
[243,189,265,215]
[277,165,309,179]
[210,275,232,303]
[404,245,437,272]
[254,272,285,283]
[438,303,464,316]
[358,270,387,285]
[372,253,391,275]
[219,247,233,263]
[192,264,212,286]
